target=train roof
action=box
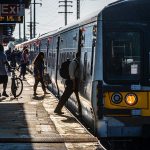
[37,9,101,40]
[38,29,59,40]
[103,0,150,21]
[15,37,37,47]
[59,10,100,31]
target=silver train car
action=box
[15,0,150,139]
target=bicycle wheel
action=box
[11,78,23,97]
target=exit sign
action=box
[0,4,25,16]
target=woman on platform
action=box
[33,52,49,96]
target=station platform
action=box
[0,72,105,150]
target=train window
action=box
[52,37,57,50]
[84,26,93,48]
[73,30,78,48]
[49,38,53,49]
[69,52,72,59]
[64,52,67,61]
[53,53,56,69]
[50,53,52,68]
[105,31,141,82]
[62,53,65,63]
[67,52,70,59]
[60,33,67,49]
[73,33,77,41]
[91,25,97,75]
[67,32,71,48]
[73,52,75,58]
[83,52,87,81]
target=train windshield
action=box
[105,31,141,83]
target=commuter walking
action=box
[10,49,17,68]
[19,47,29,80]
[54,52,82,115]
[5,42,15,61]
[0,44,11,97]
[6,42,16,67]
[33,52,49,96]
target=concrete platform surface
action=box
[0,72,105,150]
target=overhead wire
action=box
[14,0,108,39]
[37,0,76,28]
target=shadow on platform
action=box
[0,103,33,149]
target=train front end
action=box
[96,0,150,138]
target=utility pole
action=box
[33,0,36,38]
[19,23,21,40]
[23,15,26,41]
[33,0,42,38]
[77,0,80,19]
[30,5,32,39]
[58,0,73,26]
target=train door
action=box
[79,24,96,99]
[50,35,60,96]
[57,32,67,96]
[57,29,78,98]
[79,23,97,128]
[47,37,53,77]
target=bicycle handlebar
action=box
[9,67,19,72]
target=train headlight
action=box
[125,93,137,106]
[111,93,122,104]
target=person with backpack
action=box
[54,52,82,116]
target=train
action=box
[15,0,150,139]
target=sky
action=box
[13,0,117,39]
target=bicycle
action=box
[10,67,23,98]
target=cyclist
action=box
[0,44,11,97]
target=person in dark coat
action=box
[19,47,29,80]
[33,52,49,96]
[10,50,16,68]
[0,44,11,97]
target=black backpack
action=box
[59,59,71,79]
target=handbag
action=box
[44,73,52,85]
